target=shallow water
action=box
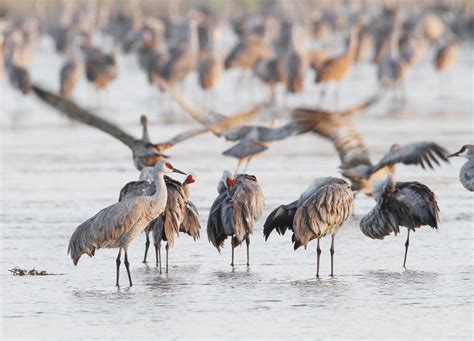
[1,40,473,339]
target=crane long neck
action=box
[183,183,191,199]
[152,171,167,201]
[141,121,150,143]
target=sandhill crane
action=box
[360,175,439,268]
[285,23,308,95]
[448,145,474,191]
[220,120,306,173]
[148,173,200,273]
[68,160,186,286]
[224,31,273,71]
[252,19,291,103]
[377,26,409,101]
[197,22,223,91]
[31,85,256,170]
[315,25,359,100]
[59,56,82,97]
[5,42,32,94]
[82,45,118,90]
[160,16,200,87]
[293,103,449,195]
[207,171,264,266]
[434,39,459,71]
[205,94,380,173]
[264,177,353,277]
[253,58,286,104]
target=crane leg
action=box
[143,231,150,263]
[115,249,122,287]
[330,235,335,277]
[316,238,321,278]
[231,243,235,267]
[246,237,250,267]
[403,229,410,268]
[124,250,133,287]
[165,243,169,273]
[235,158,244,175]
[242,157,252,173]
[154,240,161,273]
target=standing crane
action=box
[360,175,440,268]
[264,177,354,277]
[207,171,264,266]
[148,173,200,273]
[68,161,186,286]
[448,145,474,191]
[198,22,223,92]
[82,45,118,90]
[315,26,359,102]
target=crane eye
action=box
[165,162,173,169]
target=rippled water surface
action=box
[1,41,473,339]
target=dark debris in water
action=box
[8,267,65,276]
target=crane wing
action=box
[222,141,268,159]
[371,142,449,173]
[256,122,307,142]
[337,92,383,116]
[157,105,264,148]
[180,201,201,241]
[207,192,229,251]
[32,85,138,149]
[118,180,150,202]
[293,108,372,168]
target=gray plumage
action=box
[222,122,306,159]
[360,175,439,267]
[31,86,216,170]
[264,177,353,277]
[370,142,449,173]
[118,167,154,202]
[67,161,185,286]
[207,171,264,266]
[360,175,439,239]
[144,174,200,271]
[293,105,449,195]
[448,145,474,191]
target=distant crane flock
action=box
[2,1,472,286]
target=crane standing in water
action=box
[149,173,201,273]
[264,177,353,277]
[68,161,186,286]
[207,171,264,266]
[360,175,440,268]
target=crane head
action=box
[184,172,197,185]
